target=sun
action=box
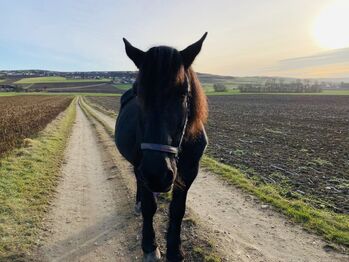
[312,0,349,49]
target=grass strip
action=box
[202,156,349,249]
[0,98,77,259]
[83,97,117,117]
[0,92,122,97]
[79,97,114,137]
[205,89,349,96]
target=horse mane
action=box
[186,68,208,138]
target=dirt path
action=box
[37,103,141,261]
[82,99,348,262]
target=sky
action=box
[1,0,349,78]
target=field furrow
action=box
[0,96,73,156]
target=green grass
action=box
[0,79,6,83]
[193,247,221,262]
[202,156,349,249]
[0,92,121,97]
[113,84,132,90]
[205,89,240,96]
[321,89,349,95]
[0,92,18,97]
[0,99,76,259]
[205,89,349,96]
[202,84,215,92]
[15,76,110,84]
[202,83,239,92]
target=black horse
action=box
[115,33,208,261]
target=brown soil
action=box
[206,95,349,214]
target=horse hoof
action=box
[134,201,141,215]
[166,248,185,262]
[143,247,161,262]
[166,256,184,262]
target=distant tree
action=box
[13,85,25,92]
[213,83,227,92]
[339,82,349,89]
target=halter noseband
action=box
[140,74,191,157]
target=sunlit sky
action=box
[1,0,349,78]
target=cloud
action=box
[277,48,349,70]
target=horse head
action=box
[123,33,207,193]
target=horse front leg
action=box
[140,185,161,261]
[166,187,189,261]
[135,177,142,214]
[166,163,199,261]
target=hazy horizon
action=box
[3,68,349,81]
[1,0,349,78]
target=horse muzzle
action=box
[138,168,174,193]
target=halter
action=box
[140,74,191,157]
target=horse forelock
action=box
[136,46,208,137]
[138,46,183,96]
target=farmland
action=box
[2,71,349,95]
[85,95,349,214]
[86,96,121,113]
[26,82,126,93]
[0,96,73,156]
[14,76,110,84]
[0,94,347,259]
[8,76,126,94]
[0,99,76,258]
[0,75,129,93]
[206,95,349,214]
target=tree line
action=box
[238,79,322,93]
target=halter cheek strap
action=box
[140,74,191,157]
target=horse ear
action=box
[123,38,145,68]
[180,32,207,68]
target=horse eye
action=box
[177,93,187,102]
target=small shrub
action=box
[213,83,227,92]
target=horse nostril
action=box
[164,169,174,185]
